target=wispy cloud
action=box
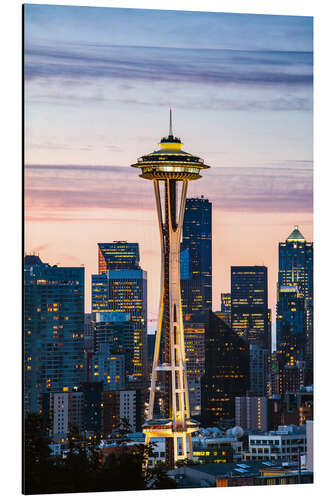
[25,162,312,219]
[25,43,313,88]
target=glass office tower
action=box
[24,255,85,414]
[277,226,313,354]
[98,242,140,273]
[91,268,147,383]
[181,197,212,314]
[231,266,269,350]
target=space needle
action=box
[131,110,210,468]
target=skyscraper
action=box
[91,268,147,383]
[98,242,140,273]
[278,226,313,301]
[276,226,313,358]
[131,110,210,467]
[249,344,268,397]
[24,255,85,414]
[231,266,269,349]
[276,285,306,362]
[181,197,212,315]
[183,318,205,416]
[92,311,134,382]
[235,396,268,431]
[89,345,126,391]
[218,292,232,324]
[201,311,250,427]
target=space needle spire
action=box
[131,110,210,469]
[169,107,173,137]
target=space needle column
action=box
[131,110,210,469]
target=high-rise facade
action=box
[249,344,268,397]
[278,226,313,302]
[220,292,231,324]
[235,396,268,431]
[201,311,250,427]
[89,345,126,390]
[101,389,143,434]
[276,286,306,363]
[39,390,85,442]
[91,269,147,383]
[98,242,140,273]
[276,226,313,358]
[24,256,85,414]
[181,197,212,315]
[93,311,134,379]
[183,318,205,415]
[231,266,269,349]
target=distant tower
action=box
[231,266,269,350]
[276,225,313,355]
[181,197,212,314]
[131,110,210,468]
[24,256,85,414]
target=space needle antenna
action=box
[169,107,173,137]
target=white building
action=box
[120,390,137,431]
[243,425,306,464]
[52,393,70,441]
[306,420,313,471]
[44,391,85,442]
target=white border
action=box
[2,1,331,499]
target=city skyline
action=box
[23,4,314,493]
[24,5,313,327]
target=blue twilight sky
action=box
[24,4,313,335]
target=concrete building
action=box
[39,390,85,442]
[101,389,143,435]
[243,425,306,464]
[235,396,268,431]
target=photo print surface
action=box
[24,3,313,494]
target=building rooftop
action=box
[249,424,305,436]
[171,460,309,480]
[24,254,43,266]
[286,225,306,242]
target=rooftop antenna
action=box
[169,107,173,137]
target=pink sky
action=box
[25,177,313,333]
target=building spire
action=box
[169,107,173,137]
[286,225,306,242]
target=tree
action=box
[23,413,54,494]
[146,462,177,489]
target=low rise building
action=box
[243,425,306,464]
[169,462,313,488]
